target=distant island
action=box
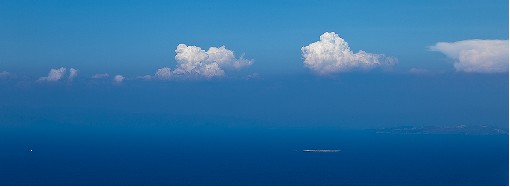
[373,125,508,135]
[303,149,341,153]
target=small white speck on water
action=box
[30,149,32,152]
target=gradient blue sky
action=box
[0,0,508,77]
[0,0,508,129]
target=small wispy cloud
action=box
[154,67,172,80]
[301,32,396,75]
[245,73,261,80]
[0,71,12,79]
[408,68,435,75]
[68,68,78,81]
[92,73,110,79]
[113,75,125,83]
[136,75,152,80]
[430,39,509,73]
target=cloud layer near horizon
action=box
[301,32,396,75]
[145,44,253,80]
[430,39,509,73]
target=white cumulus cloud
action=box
[301,32,396,75]
[205,46,253,69]
[38,67,66,82]
[143,44,253,80]
[68,68,78,81]
[113,75,125,83]
[174,44,253,78]
[430,39,509,73]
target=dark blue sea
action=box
[0,121,507,186]
[0,75,508,185]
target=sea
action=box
[0,74,508,185]
[0,122,507,186]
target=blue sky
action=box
[0,0,508,129]
[0,0,508,77]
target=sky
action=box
[0,0,508,128]
[0,0,508,77]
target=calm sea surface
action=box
[0,123,508,185]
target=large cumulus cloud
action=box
[430,39,509,73]
[145,44,253,80]
[301,32,396,75]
